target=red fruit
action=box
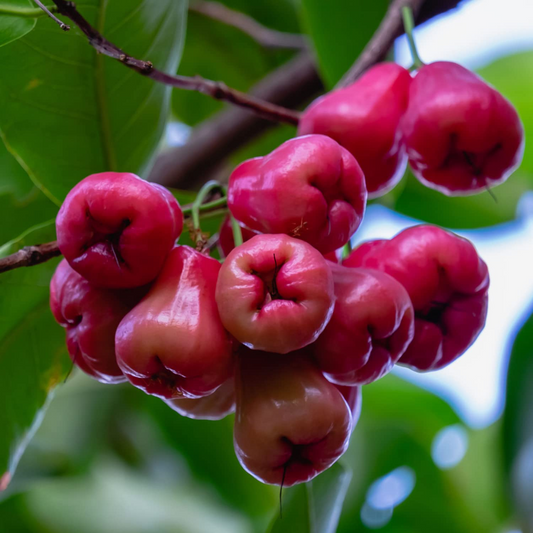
[217,215,259,258]
[227,135,367,254]
[50,259,144,384]
[336,385,362,429]
[312,265,414,385]
[401,61,524,195]
[234,349,352,486]
[165,377,235,420]
[56,172,183,288]
[115,246,233,399]
[344,225,489,371]
[299,63,411,198]
[216,234,335,354]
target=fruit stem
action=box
[191,181,226,231]
[341,241,352,260]
[231,216,243,247]
[401,6,424,69]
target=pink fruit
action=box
[115,246,233,399]
[56,172,183,288]
[216,234,335,354]
[227,135,367,254]
[401,61,524,195]
[299,63,411,197]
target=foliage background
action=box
[0,0,532,531]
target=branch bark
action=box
[48,0,300,125]
[190,1,307,50]
[0,241,61,274]
[150,52,320,189]
[338,0,424,87]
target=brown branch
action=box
[48,0,300,126]
[190,1,307,50]
[0,241,61,274]
[150,52,321,189]
[338,0,464,87]
[337,0,425,87]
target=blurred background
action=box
[1,0,533,531]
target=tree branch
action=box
[338,0,425,87]
[48,0,300,125]
[150,0,465,189]
[150,52,321,189]
[338,0,464,87]
[0,241,61,274]
[189,1,307,50]
[32,0,69,29]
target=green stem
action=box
[401,6,424,69]
[341,241,352,260]
[189,181,227,230]
[0,3,55,17]
[231,216,243,247]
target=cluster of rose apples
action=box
[50,60,523,487]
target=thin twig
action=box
[337,0,425,87]
[48,0,299,125]
[190,1,307,50]
[33,0,69,30]
[0,241,61,274]
[150,52,319,188]
[0,198,229,274]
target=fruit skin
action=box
[336,385,362,429]
[401,61,524,196]
[343,225,489,371]
[227,135,367,254]
[234,348,352,486]
[217,215,259,258]
[165,377,235,420]
[216,234,335,354]
[50,259,143,384]
[115,245,233,399]
[56,172,183,288]
[299,63,411,198]
[311,265,414,385]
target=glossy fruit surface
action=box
[234,348,352,486]
[116,246,233,399]
[401,61,524,195]
[344,225,489,370]
[336,385,363,428]
[165,377,235,420]
[216,234,335,354]
[227,135,367,254]
[50,259,141,384]
[312,265,414,385]
[56,172,183,288]
[299,63,411,197]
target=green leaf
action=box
[390,170,530,229]
[501,305,533,527]
[0,138,58,245]
[0,0,41,49]
[0,0,187,204]
[142,395,277,525]
[337,375,490,532]
[269,463,352,533]
[0,222,70,491]
[300,0,388,88]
